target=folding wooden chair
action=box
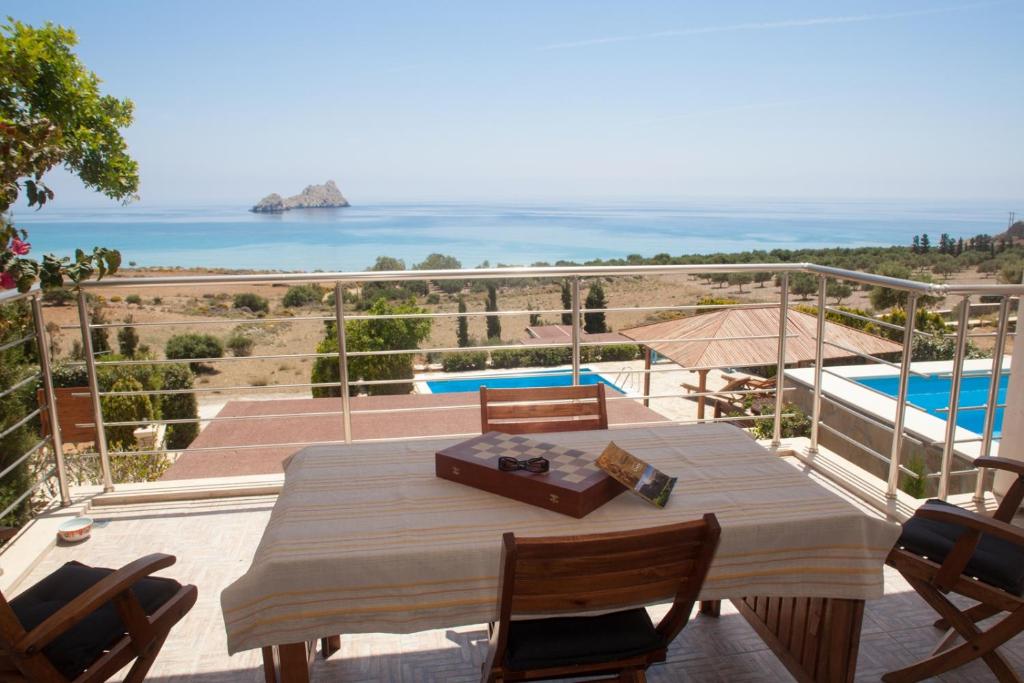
[0,553,197,682]
[479,384,608,435]
[884,457,1024,682]
[482,515,721,682]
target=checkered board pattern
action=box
[469,432,602,484]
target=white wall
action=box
[995,316,1023,498]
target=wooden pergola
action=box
[620,306,902,417]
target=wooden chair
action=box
[884,457,1024,682]
[482,515,721,682]
[0,553,197,682]
[479,385,608,435]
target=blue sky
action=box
[10,1,1024,205]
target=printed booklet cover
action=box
[596,442,677,508]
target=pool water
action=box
[854,372,1008,437]
[425,368,625,394]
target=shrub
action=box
[490,347,532,369]
[42,288,75,306]
[152,296,162,305]
[696,297,739,315]
[101,377,154,447]
[899,457,927,498]
[161,364,198,449]
[441,351,488,372]
[751,402,811,440]
[117,321,140,357]
[599,344,641,361]
[312,299,432,397]
[282,284,323,308]
[233,292,269,313]
[165,334,223,373]
[426,293,441,305]
[125,294,142,305]
[226,333,254,357]
[109,295,122,303]
[0,337,36,525]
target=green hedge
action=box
[441,351,488,372]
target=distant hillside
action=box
[1000,220,1024,240]
[251,180,349,213]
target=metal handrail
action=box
[7,261,1019,508]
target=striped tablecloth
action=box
[221,424,900,654]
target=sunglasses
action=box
[498,456,550,473]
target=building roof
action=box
[520,324,628,345]
[619,306,902,368]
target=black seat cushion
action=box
[898,499,1024,596]
[10,560,181,680]
[505,607,663,671]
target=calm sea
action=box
[12,200,1016,272]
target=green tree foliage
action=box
[1,19,136,292]
[0,303,37,524]
[583,281,608,333]
[311,299,432,397]
[161,363,198,449]
[101,377,153,447]
[415,253,464,295]
[89,302,111,354]
[560,280,572,325]
[282,284,323,307]
[753,271,773,288]
[165,333,223,373]
[727,272,753,292]
[117,317,139,357]
[485,284,501,339]
[788,272,818,300]
[233,292,269,313]
[456,296,469,347]
[826,280,853,304]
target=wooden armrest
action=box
[916,503,1024,548]
[17,553,176,654]
[681,383,700,392]
[973,457,1024,477]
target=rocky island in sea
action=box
[250,180,350,213]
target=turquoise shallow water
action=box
[13,200,1013,271]
[855,372,1008,437]
[426,368,625,394]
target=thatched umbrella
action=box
[620,306,902,417]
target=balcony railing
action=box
[0,262,1020,524]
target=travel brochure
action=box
[596,442,677,508]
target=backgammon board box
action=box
[435,431,625,518]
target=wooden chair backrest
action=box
[479,384,608,435]
[497,515,720,643]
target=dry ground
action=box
[37,266,1013,406]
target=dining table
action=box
[221,423,900,682]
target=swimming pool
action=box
[425,368,625,394]
[854,371,1008,437]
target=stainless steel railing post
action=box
[886,294,918,499]
[334,283,353,444]
[31,293,70,506]
[571,276,581,385]
[938,296,972,500]
[771,273,790,448]
[808,275,827,454]
[974,295,1010,501]
[76,290,113,492]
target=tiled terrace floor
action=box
[9,488,1024,682]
